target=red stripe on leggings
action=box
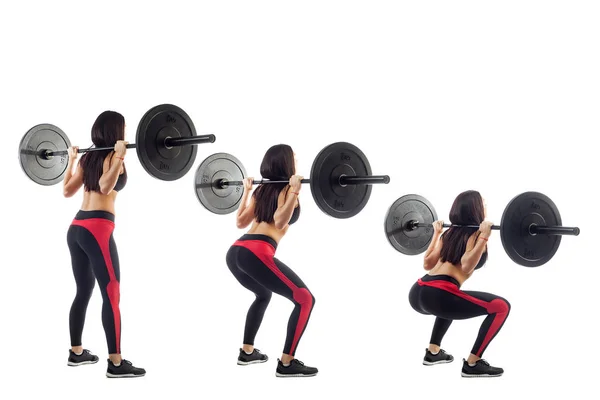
[418,278,508,356]
[234,240,312,355]
[72,218,121,354]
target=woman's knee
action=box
[256,291,272,303]
[293,287,315,309]
[489,297,511,315]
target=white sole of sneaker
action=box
[68,360,99,366]
[106,373,146,378]
[275,372,318,378]
[461,372,503,378]
[423,359,453,366]
[237,359,268,366]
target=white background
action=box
[1,1,598,399]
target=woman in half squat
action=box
[226,144,318,378]
[408,190,511,378]
[62,111,145,378]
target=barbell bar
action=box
[384,192,580,267]
[194,142,390,219]
[19,104,216,185]
[405,222,580,236]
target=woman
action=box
[408,190,511,378]
[225,144,318,378]
[62,111,145,378]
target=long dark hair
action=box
[252,144,296,223]
[439,190,486,265]
[79,111,126,192]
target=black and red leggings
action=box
[67,210,121,354]
[409,274,510,357]
[226,234,315,357]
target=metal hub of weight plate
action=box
[384,194,438,255]
[19,124,71,186]
[500,191,562,267]
[309,142,372,219]
[194,153,247,214]
[136,104,197,181]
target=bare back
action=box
[64,151,125,215]
[427,231,484,286]
[246,185,299,244]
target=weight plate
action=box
[384,194,438,255]
[194,153,247,214]
[19,124,71,186]
[500,191,562,267]
[309,142,372,219]
[136,104,197,181]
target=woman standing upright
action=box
[62,111,145,378]
[225,144,318,378]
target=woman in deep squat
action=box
[226,144,318,378]
[408,190,511,378]
[62,111,145,378]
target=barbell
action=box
[194,142,390,219]
[384,192,580,267]
[18,104,215,185]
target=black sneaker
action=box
[275,359,318,378]
[67,349,99,366]
[106,359,146,378]
[423,348,454,366]
[237,348,268,365]
[461,359,503,378]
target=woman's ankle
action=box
[466,354,480,365]
[109,354,122,365]
[281,354,294,365]
[428,344,441,354]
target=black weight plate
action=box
[309,142,372,219]
[136,104,197,181]
[19,124,71,186]
[500,191,562,267]
[194,153,247,215]
[384,194,438,255]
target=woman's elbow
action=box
[99,183,112,195]
[273,220,286,230]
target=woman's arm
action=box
[273,186,299,229]
[99,153,124,195]
[63,146,84,197]
[460,221,493,274]
[236,177,256,229]
[423,221,444,270]
[99,141,127,195]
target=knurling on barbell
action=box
[383,192,580,267]
[194,142,390,219]
[18,104,216,186]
